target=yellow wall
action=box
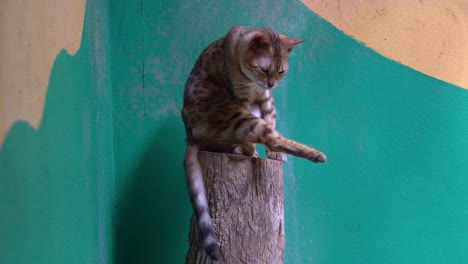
[302,0,468,89]
[0,0,86,142]
[2,0,465,143]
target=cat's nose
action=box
[267,77,275,88]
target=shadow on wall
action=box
[114,120,190,264]
[0,0,192,262]
[0,7,191,264]
[0,35,109,264]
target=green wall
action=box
[2,0,468,263]
[0,1,114,263]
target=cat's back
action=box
[183,37,232,109]
[186,38,228,86]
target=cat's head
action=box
[230,26,303,90]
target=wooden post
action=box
[186,151,285,264]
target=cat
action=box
[182,26,326,260]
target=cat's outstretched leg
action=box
[266,137,326,163]
[230,114,326,163]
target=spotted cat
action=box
[182,26,326,260]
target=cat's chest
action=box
[247,90,272,119]
[250,106,262,118]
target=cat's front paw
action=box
[267,150,288,162]
[233,144,258,157]
[310,151,326,163]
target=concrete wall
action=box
[1,0,468,263]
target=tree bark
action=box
[186,151,285,264]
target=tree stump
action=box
[186,151,285,264]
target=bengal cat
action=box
[182,26,326,260]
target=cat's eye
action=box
[278,70,285,75]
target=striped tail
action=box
[184,144,221,260]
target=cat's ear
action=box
[229,26,246,35]
[285,37,304,52]
[249,34,270,50]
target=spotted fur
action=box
[182,26,326,260]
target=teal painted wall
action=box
[2,0,468,263]
[0,1,114,263]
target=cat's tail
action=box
[184,144,221,261]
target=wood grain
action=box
[186,151,285,264]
